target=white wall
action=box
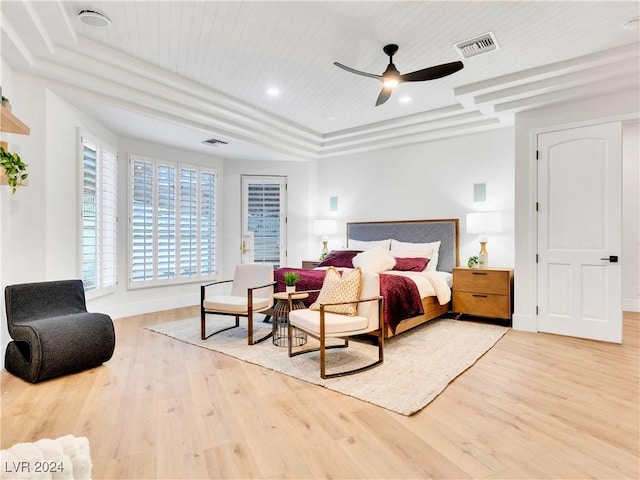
[513,87,640,332]
[314,128,516,269]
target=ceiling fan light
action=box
[383,77,399,88]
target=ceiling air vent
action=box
[454,32,499,59]
[202,138,228,147]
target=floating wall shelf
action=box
[1,103,30,135]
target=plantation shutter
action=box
[131,158,155,282]
[242,176,286,267]
[179,167,198,278]
[200,172,217,275]
[129,155,217,287]
[157,164,176,280]
[81,141,98,291]
[81,137,117,295]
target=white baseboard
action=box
[623,297,640,313]
[89,293,199,320]
[512,313,537,332]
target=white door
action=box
[537,122,622,343]
[241,175,287,267]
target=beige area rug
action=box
[146,316,508,416]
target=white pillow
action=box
[390,239,441,271]
[348,238,392,250]
[352,245,396,273]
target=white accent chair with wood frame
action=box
[287,268,384,379]
[201,263,275,345]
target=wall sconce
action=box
[312,219,337,260]
[473,183,487,202]
[466,212,502,269]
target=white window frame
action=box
[128,154,218,289]
[78,131,118,299]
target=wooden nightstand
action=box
[453,267,514,320]
[301,260,321,269]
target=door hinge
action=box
[536,254,539,263]
[536,202,539,212]
[536,306,539,315]
[536,150,539,160]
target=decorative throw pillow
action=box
[393,257,430,272]
[310,267,362,316]
[318,250,362,268]
[352,245,396,273]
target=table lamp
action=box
[312,219,337,260]
[466,212,502,269]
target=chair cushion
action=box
[310,267,362,316]
[289,308,369,336]
[203,295,271,314]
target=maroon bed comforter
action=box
[274,268,424,334]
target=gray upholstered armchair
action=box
[4,279,116,383]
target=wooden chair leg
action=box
[201,313,241,340]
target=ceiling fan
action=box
[334,44,464,106]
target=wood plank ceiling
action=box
[1,1,639,160]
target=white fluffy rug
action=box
[146,317,508,416]
[0,435,92,479]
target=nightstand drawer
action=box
[453,292,511,319]
[301,260,321,269]
[453,269,511,295]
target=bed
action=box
[276,218,460,338]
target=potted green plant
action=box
[467,256,480,269]
[2,96,11,111]
[0,145,28,194]
[283,272,300,293]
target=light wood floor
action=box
[2,310,638,479]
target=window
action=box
[241,175,287,268]
[129,155,217,287]
[80,135,118,296]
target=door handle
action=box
[600,255,618,263]
[242,241,248,255]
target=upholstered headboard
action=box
[346,219,460,273]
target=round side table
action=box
[272,292,309,347]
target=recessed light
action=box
[267,87,280,96]
[621,18,639,30]
[399,96,411,104]
[78,10,111,27]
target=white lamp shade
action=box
[466,212,502,234]
[312,219,337,236]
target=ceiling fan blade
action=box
[375,86,393,106]
[334,62,383,81]
[399,61,464,83]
